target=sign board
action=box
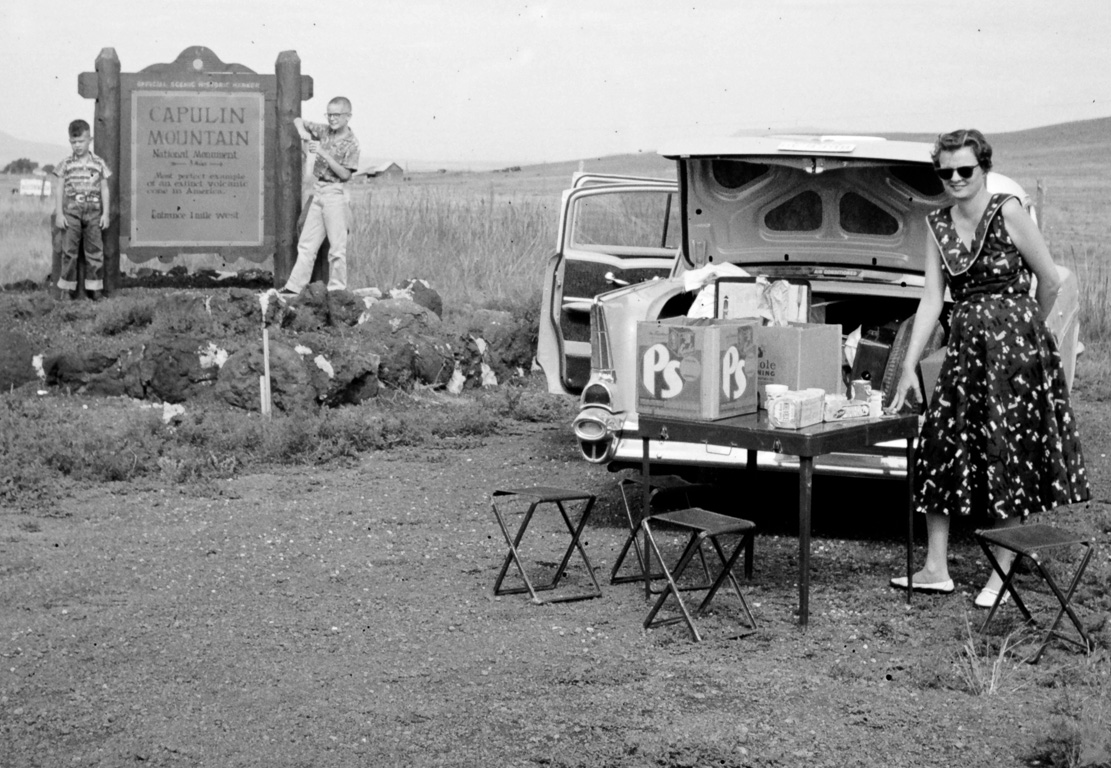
[130,90,265,246]
[111,48,292,263]
[76,46,312,289]
[19,178,52,196]
[755,323,843,407]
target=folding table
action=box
[638,411,919,625]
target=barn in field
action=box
[355,162,404,182]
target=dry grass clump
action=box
[90,297,160,335]
[0,379,570,509]
[1028,673,1111,768]
[954,617,1111,766]
[1058,243,1111,401]
[0,192,53,287]
[1058,242,1111,345]
[951,616,1031,696]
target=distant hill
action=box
[359,157,512,174]
[991,115,1111,149]
[496,117,1111,181]
[881,116,1111,155]
[0,131,68,169]
[510,151,675,178]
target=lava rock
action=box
[0,331,39,391]
[395,278,443,318]
[43,350,120,391]
[142,334,221,403]
[356,298,453,387]
[206,289,272,339]
[284,283,330,333]
[450,308,535,383]
[294,332,381,406]
[215,338,315,412]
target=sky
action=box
[2,0,1110,168]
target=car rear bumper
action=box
[606,434,910,476]
[573,406,911,477]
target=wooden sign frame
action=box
[76,46,311,290]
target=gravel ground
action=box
[1,398,1109,767]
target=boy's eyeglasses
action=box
[326,112,350,118]
[934,165,979,181]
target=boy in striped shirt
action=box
[53,119,111,300]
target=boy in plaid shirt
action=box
[53,119,111,300]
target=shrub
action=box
[1028,682,1111,767]
[92,298,158,336]
[0,389,537,510]
[148,293,217,336]
[951,616,1030,696]
[348,186,552,306]
[0,194,52,287]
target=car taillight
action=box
[582,383,612,406]
[590,303,613,371]
[576,420,608,441]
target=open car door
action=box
[538,179,680,395]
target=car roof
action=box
[659,135,933,164]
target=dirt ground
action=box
[1,393,1109,767]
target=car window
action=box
[570,189,681,254]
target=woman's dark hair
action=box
[931,129,993,171]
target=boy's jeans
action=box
[285,183,350,292]
[59,199,104,292]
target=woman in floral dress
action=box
[888,129,1089,608]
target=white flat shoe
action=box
[974,586,1012,609]
[889,575,955,594]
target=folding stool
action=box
[611,474,714,588]
[976,523,1093,664]
[642,508,757,642]
[491,487,602,604]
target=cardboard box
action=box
[768,389,825,429]
[714,277,810,324]
[636,317,759,420]
[755,323,843,407]
[822,396,872,422]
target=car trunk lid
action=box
[663,136,947,277]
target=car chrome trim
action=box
[604,436,910,477]
[572,406,622,463]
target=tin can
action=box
[851,379,872,401]
[869,391,884,417]
[763,384,789,409]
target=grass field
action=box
[347,184,556,306]
[0,189,53,286]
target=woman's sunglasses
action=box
[934,165,979,181]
